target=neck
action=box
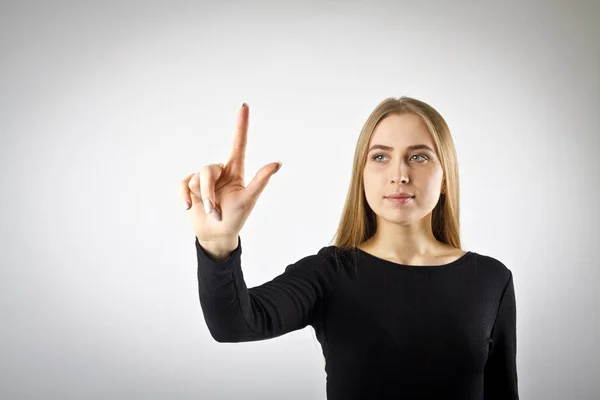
[363,215,445,260]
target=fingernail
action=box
[203,198,213,214]
[274,161,282,173]
[183,200,191,210]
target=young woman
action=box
[179,98,519,399]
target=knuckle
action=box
[181,173,195,187]
[200,165,217,187]
[180,182,190,196]
[188,177,199,193]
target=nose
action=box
[390,160,409,184]
[391,176,408,184]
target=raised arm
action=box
[196,236,339,342]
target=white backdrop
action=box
[1,0,599,399]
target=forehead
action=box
[370,114,433,147]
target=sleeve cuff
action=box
[195,235,242,268]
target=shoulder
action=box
[282,245,342,276]
[472,251,515,287]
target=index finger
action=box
[226,103,249,175]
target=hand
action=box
[179,103,282,244]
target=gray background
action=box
[1,0,599,399]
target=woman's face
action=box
[363,113,445,226]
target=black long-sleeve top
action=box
[196,236,519,399]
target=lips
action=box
[387,196,414,205]
[387,195,414,199]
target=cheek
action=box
[363,168,385,183]
[362,175,377,201]
[362,171,382,191]
[362,178,387,208]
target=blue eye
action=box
[371,154,429,162]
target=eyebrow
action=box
[367,144,435,153]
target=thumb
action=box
[244,161,282,204]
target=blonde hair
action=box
[330,95,462,254]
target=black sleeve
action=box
[196,236,338,343]
[484,270,519,399]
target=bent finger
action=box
[199,163,224,214]
[180,173,195,210]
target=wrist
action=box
[197,236,239,262]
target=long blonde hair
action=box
[330,96,462,252]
